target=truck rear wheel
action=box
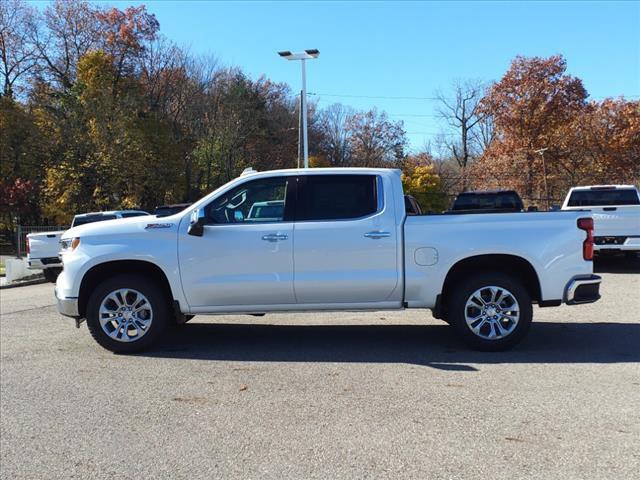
[447,273,532,351]
[86,274,170,353]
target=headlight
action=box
[60,237,81,252]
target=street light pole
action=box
[300,59,308,169]
[297,90,302,168]
[278,49,319,169]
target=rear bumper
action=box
[27,257,62,270]
[594,235,640,252]
[55,288,79,318]
[565,275,601,305]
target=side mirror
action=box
[234,210,244,222]
[187,208,206,237]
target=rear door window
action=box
[567,189,640,206]
[296,175,378,221]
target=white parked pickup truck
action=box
[27,210,149,282]
[561,185,640,257]
[27,231,65,282]
[56,168,601,353]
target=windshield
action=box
[567,189,640,207]
[72,214,117,227]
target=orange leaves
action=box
[476,55,638,202]
[96,6,159,53]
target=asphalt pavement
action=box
[1,256,639,479]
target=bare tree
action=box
[347,108,406,167]
[28,0,100,91]
[436,80,488,190]
[318,103,353,166]
[0,0,37,98]
[472,111,495,152]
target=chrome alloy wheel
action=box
[98,289,153,342]
[464,286,520,340]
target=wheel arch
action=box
[78,260,175,319]
[436,254,542,318]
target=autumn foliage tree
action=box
[347,109,406,167]
[2,0,637,230]
[475,55,588,200]
[473,55,639,203]
[401,153,447,212]
[0,178,38,229]
[565,99,640,184]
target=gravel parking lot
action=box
[1,257,639,480]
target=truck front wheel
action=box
[447,273,533,351]
[86,274,170,353]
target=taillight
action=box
[577,217,594,261]
[26,237,30,254]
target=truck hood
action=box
[61,214,180,240]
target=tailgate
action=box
[27,232,63,258]
[589,206,640,237]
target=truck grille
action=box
[594,236,627,245]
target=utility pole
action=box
[535,148,550,210]
[278,49,320,168]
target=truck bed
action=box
[403,211,592,308]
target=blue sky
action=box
[91,1,640,150]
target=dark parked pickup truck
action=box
[448,190,526,214]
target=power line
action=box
[388,113,440,118]
[309,92,440,100]
[309,92,640,101]
[406,131,456,136]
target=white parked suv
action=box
[56,168,601,353]
[561,185,640,257]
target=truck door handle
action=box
[262,233,288,242]
[364,231,391,239]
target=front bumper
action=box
[55,288,80,318]
[565,275,602,305]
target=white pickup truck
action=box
[561,185,640,257]
[27,232,65,282]
[27,210,149,282]
[56,168,601,353]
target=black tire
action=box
[43,268,61,283]
[447,273,533,351]
[86,274,170,354]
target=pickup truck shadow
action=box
[145,321,640,369]
[594,255,640,274]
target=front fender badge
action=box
[145,223,173,229]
